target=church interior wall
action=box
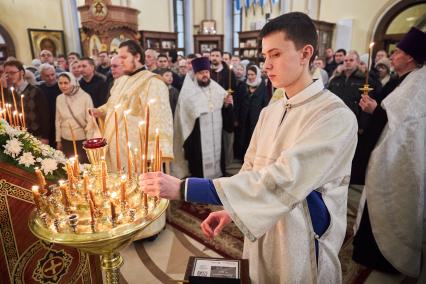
[318,0,399,53]
[0,0,409,65]
[0,0,64,65]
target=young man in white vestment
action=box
[141,12,358,283]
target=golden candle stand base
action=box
[29,198,169,284]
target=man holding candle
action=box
[210,48,238,174]
[143,12,358,283]
[90,40,173,173]
[351,27,426,278]
[1,60,50,143]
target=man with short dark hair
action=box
[67,52,80,66]
[79,57,108,107]
[56,54,68,71]
[96,51,111,76]
[90,40,173,172]
[2,60,50,143]
[210,48,237,172]
[141,12,358,283]
[154,54,182,90]
[222,51,232,65]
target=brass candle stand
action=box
[28,139,168,284]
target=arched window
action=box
[0,25,16,61]
[374,0,426,55]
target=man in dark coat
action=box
[79,57,108,108]
[3,60,50,143]
[328,50,381,131]
[38,63,62,148]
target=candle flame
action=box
[10,87,14,92]
[19,113,22,117]
[121,174,127,180]
[142,154,145,160]
[369,42,375,48]
[128,142,131,148]
[138,120,145,126]
[31,185,39,192]
[58,180,65,186]
[155,128,159,135]
[114,104,121,110]
[21,95,24,98]
[229,64,233,70]
[13,110,17,115]
[148,99,156,104]
[124,109,131,115]
[111,192,117,198]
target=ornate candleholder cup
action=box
[83,138,108,166]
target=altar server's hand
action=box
[359,94,377,114]
[201,210,232,239]
[140,172,181,200]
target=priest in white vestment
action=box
[353,27,426,278]
[141,13,358,283]
[172,57,233,179]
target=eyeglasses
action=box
[5,70,20,75]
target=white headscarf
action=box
[246,65,262,87]
[58,72,80,96]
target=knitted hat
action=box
[191,57,210,73]
[397,27,426,64]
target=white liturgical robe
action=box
[213,80,358,283]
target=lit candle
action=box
[120,175,127,203]
[138,121,145,173]
[65,161,75,192]
[123,109,132,176]
[20,95,25,128]
[114,104,122,173]
[59,180,70,209]
[0,79,5,110]
[133,148,139,175]
[19,113,23,127]
[31,185,41,210]
[101,158,107,195]
[10,87,18,114]
[34,167,46,193]
[73,156,80,179]
[6,104,12,125]
[366,42,375,85]
[154,128,160,171]
[89,199,96,222]
[228,64,233,91]
[144,103,150,173]
[83,172,89,197]
[68,123,78,158]
[12,111,19,127]
[89,188,97,208]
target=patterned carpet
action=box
[166,198,371,284]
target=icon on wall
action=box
[27,29,66,58]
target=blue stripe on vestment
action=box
[306,190,331,264]
[186,178,330,264]
[186,178,222,205]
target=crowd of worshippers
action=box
[0,44,405,171]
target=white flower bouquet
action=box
[0,119,67,180]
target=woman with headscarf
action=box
[235,65,270,159]
[55,72,98,163]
